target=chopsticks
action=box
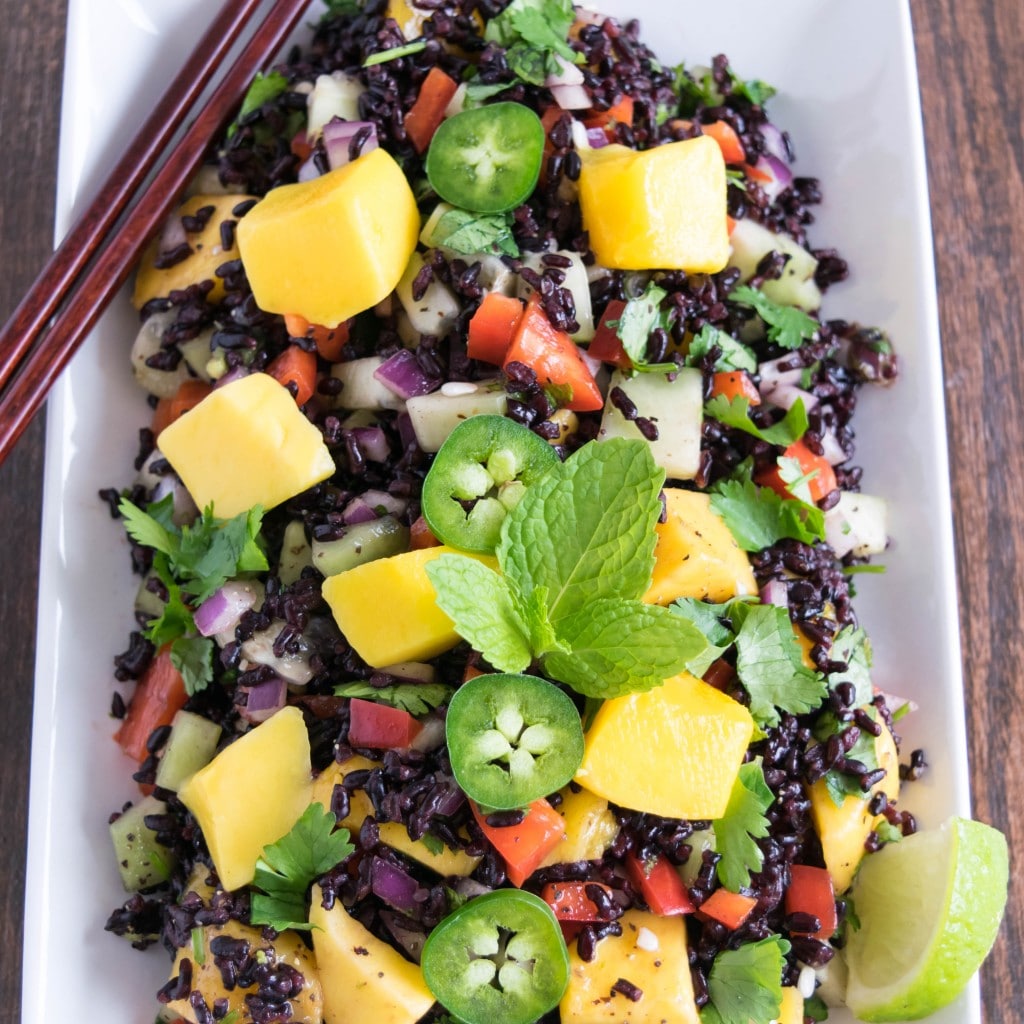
[0,0,313,463]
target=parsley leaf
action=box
[732,603,827,728]
[713,760,772,892]
[250,804,355,932]
[729,285,819,350]
[704,394,809,446]
[363,40,428,67]
[709,478,825,552]
[484,0,582,86]
[333,681,452,716]
[701,936,789,1024]
[685,324,757,373]
[430,207,519,257]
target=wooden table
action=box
[0,1,1018,1021]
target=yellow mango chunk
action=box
[133,193,254,308]
[310,754,380,832]
[178,706,312,890]
[643,489,757,605]
[158,372,335,519]
[236,147,419,327]
[808,717,900,893]
[378,822,481,877]
[167,920,323,1024]
[560,909,699,1024]
[777,987,805,1024]
[310,883,435,1024]
[576,672,754,820]
[578,136,728,272]
[539,787,620,868]
[322,546,497,667]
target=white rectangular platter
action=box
[23,1,973,1021]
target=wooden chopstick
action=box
[0,0,312,462]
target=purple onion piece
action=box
[349,425,391,463]
[370,856,422,915]
[379,911,426,962]
[373,349,441,400]
[549,83,591,110]
[241,677,287,724]
[157,214,188,258]
[213,366,249,390]
[759,579,789,608]
[322,118,378,171]
[297,154,321,182]
[194,581,261,637]
[760,121,790,164]
[586,126,610,149]
[754,154,793,201]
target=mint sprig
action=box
[427,439,707,698]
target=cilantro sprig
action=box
[333,680,452,716]
[429,208,519,257]
[700,936,790,1024]
[427,439,708,699]
[685,323,757,373]
[118,494,268,694]
[709,476,825,552]
[713,759,772,891]
[606,282,679,373]
[728,285,819,351]
[250,803,355,932]
[484,0,584,86]
[704,394,809,447]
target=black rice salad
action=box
[98,3,934,1023]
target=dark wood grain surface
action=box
[0,1,1018,1021]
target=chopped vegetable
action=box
[471,798,566,887]
[115,646,188,763]
[404,66,460,153]
[467,291,525,365]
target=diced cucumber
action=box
[728,217,822,312]
[518,250,595,341]
[109,796,176,892]
[178,330,216,382]
[676,827,716,887]
[278,519,313,586]
[134,571,166,623]
[396,251,460,339]
[130,310,191,398]
[307,71,365,139]
[154,710,222,792]
[823,492,888,558]
[312,515,411,577]
[598,368,703,480]
[331,357,407,412]
[405,383,508,453]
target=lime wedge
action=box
[845,816,1008,1022]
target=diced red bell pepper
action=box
[756,439,839,504]
[467,292,524,365]
[710,370,760,405]
[785,864,838,941]
[541,881,613,923]
[471,798,566,887]
[266,344,318,406]
[587,299,631,370]
[697,888,759,930]
[503,294,604,412]
[115,646,188,763]
[151,379,212,440]
[625,852,695,915]
[699,120,746,164]
[347,698,422,750]
[404,67,460,153]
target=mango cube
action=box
[809,718,901,892]
[236,147,419,327]
[643,489,757,605]
[322,546,497,667]
[576,672,754,820]
[310,883,435,1024]
[158,372,335,519]
[578,136,728,272]
[538,786,620,868]
[560,909,700,1024]
[178,706,312,890]
[133,193,254,308]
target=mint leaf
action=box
[713,759,772,891]
[728,285,819,350]
[333,681,452,716]
[250,804,354,932]
[685,324,757,373]
[426,555,533,672]
[704,394,808,446]
[500,438,664,625]
[710,478,824,552]
[669,598,739,676]
[544,600,707,698]
[733,604,827,728]
[702,936,790,1024]
[828,626,873,707]
[170,635,215,696]
[431,208,519,257]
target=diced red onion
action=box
[545,57,585,88]
[396,411,417,451]
[550,83,592,110]
[585,126,609,149]
[574,6,607,27]
[579,345,603,379]
[757,355,804,395]
[818,428,848,467]
[343,489,408,525]
[380,911,426,962]
[410,714,446,753]
[371,857,423,914]
[380,660,436,684]
[348,425,391,463]
[767,383,819,413]
[373,349,441,399]
[760,121,790,164]
[194,581,262,637]
[213,366,249,389]
[453,878,492,901]
[754,154,794,201]
[874,687,919,720]
[759,579,789,607]
[241,677,288,724]
[322,117,378,171]
[151,475,199,527]
[297,154,321,182]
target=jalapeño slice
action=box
[425,102,545,213]
[421,889,570,1024]
[421,414,558,554]
[446,672,584,811]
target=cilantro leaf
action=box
[729,72,777,106]
[669,597,738,676]
[607,282,675,370]
[702,937,790,1024]
[673,63,722,116]
[333,681,452,716]
[713,760,772,892]
[704,394,809,446]
[426,555,533,672]
[685,324,757,373]
[464,82,515,107]
[728,285,819,350]
[814,707,882,806]
[543,600,707,698]
[250,804,354,932]
[828,626,873,707]
[710,478,824,552]
[776,454,819,504]
[485,0,581,85]
[170,635,215,696]
[733,604,827,728]
[430,208,519,257]
[229,71,290,138]
[120,494,178,556]
[500,438,665,625]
